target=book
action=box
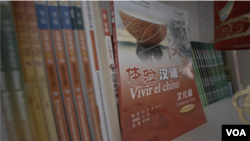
[191,47,207,107]
[81,1,122,141]
[47,1,81,141]
[1,1,38,141]
[34,2,70,141]
[192,42,213,104]
[12,2,50,141]
[0,42,10,141]
[58,1,91,141]
[1,110,11,141]
[100,8,119,112]
[111,1,206,141]
[70,1,103,141]
[24,2,59,141]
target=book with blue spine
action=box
[35,1,70,141]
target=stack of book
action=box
[191,41,230,107]
[1,1,209,141]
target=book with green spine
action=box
[214,49,229,98]
[1,46,22,141]
[207,43,225,99]
[197,42,217,102]
[198,42,218,102]
[204,43,223,100]
[191,47,208,107]
[1,2,38,141]
[192,42,213,104]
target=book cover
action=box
[100,8,119,112]
[58,1,91,141]
[34,2,70,141]
[12,2,50,141]
[111,1,206,141]
[1,2,38,141]
[24,2,59,141]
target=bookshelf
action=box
[98,1,249,140]
[173,97,244,141]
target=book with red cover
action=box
[111,1,207,141]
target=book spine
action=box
[199,43,218,102]
[58,1,91,141]
[100,8,119,113]
[0,98,10,141]
[204,43,221,100]
[191,49,204,107]
[12,2,50,141]
[70,1,102,141]
[47,1,81,141]
[24,2,59,141]
[34,2,70,141]
[82,1,114,141]
[0,44,12,141]
[110,0,122,120]
[192,42,213,104]
[191,42,208,106]
[1,2,38,141]
[215,50,229,98]
[92,2,121,141]
[196,42,216,103]
[191,47,208,107]
[208,43,224,99]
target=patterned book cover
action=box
[34,2,70,141]
[47,1,81,141]
[24,2,59,141]
[111,1,207,140]
[12,2,50,141]
[1,2,38,141]
[100,8,119,112]
[58,1,91,141]
[70,1,103,141]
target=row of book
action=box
[2,1,211,141]
[191,41,230,107]
[1,1,121,141]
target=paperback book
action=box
[111,1,207,141]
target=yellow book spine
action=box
[24,2,59,141]
[12,2,50,141]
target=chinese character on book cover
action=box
[112,1,207,141]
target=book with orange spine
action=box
[1,1,38,141]
[47,1,81,141]
[34,1,70,141]
[58,1,91,141]
[24,1,59,141]
[12,2,50,141]
[69,1,103,141]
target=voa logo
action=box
[226,129,246,136]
